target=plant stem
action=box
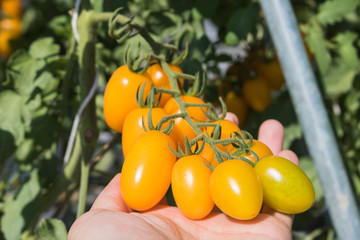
[75,5,100,217]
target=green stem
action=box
[75,6,100,216]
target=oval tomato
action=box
[103,65,152,133]
[210,159,263,220]
[164,95,208,151]
[171,155,214,220]
[233,139,273,163]
[225,91,248,126]
[121,107,169,157]
[164,95,208,122]
[252,57,285,91]
[204,119,241,152]
[242,77,272,112]
[1,0,22,18]
[146,63,183,107]
[254,155,315,214]
[120,130,176,211]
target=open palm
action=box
[69,120,299,240]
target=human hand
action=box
[69,119,298,240]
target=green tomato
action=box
[254,155,315,214]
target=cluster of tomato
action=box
[214,49,286,126]
[0,0,23,58]
[103,62,315,221]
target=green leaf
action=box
[323,59,356,97]
[225,3,260,46]
[6,50,44,96]
[35,71,59,94]
[299,157,323,202]
[0,90,26,146]
[283,123,303,150]
[334,31,359,69]
[195,0,221,18]
[317,0,360,26]
[345,89,360,114]
[29,37,61,60]
[145,11,182,38]
[302,22,331,76]
[1,169,41,240]
[0,129,16,164]
[48,15,72,37]
[36,219,68,240]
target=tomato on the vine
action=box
[254,155,315,214]
[210,159,263,220]
[242,77,272,112]
[164,95,208,151]
[146,63,183,107]
[171,155,214,220]
[233,139,273,163]
[121,107,169,157]
[103,65,152,133]
[120,130,176,211]
[204,119,241,153]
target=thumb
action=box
[90,173,131,212]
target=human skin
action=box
[68,119,299,240]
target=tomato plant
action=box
[121,107,169,157]
[254,155,315,214]
[120,130,176,211]
[171,154,214,220]
[209,159,263,220]
[103,65,152,133]
[146,63,183,107]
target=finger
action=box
[90,173,132,212]
[258,119,284,155]
[278,149,299,166]
[224,112,239,126]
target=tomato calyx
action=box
[141,106,175,136]
[136,83,161,108]
[169,135,205,158]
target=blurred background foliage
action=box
[0,0,359,239]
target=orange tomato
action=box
[252,57,285,91]
[210,159,263,220]
[225,91,248,126]
[121,107,169,157]
[242,77,272,112]
[171,155,214,219]
[204,119,241,152]
[103,65,152,133]
[120,130,176,211]
[164,95,207,151]
[0,18,22,58]
[146,63,183,107]
[1,0,22,18]
[232,139,273,163]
